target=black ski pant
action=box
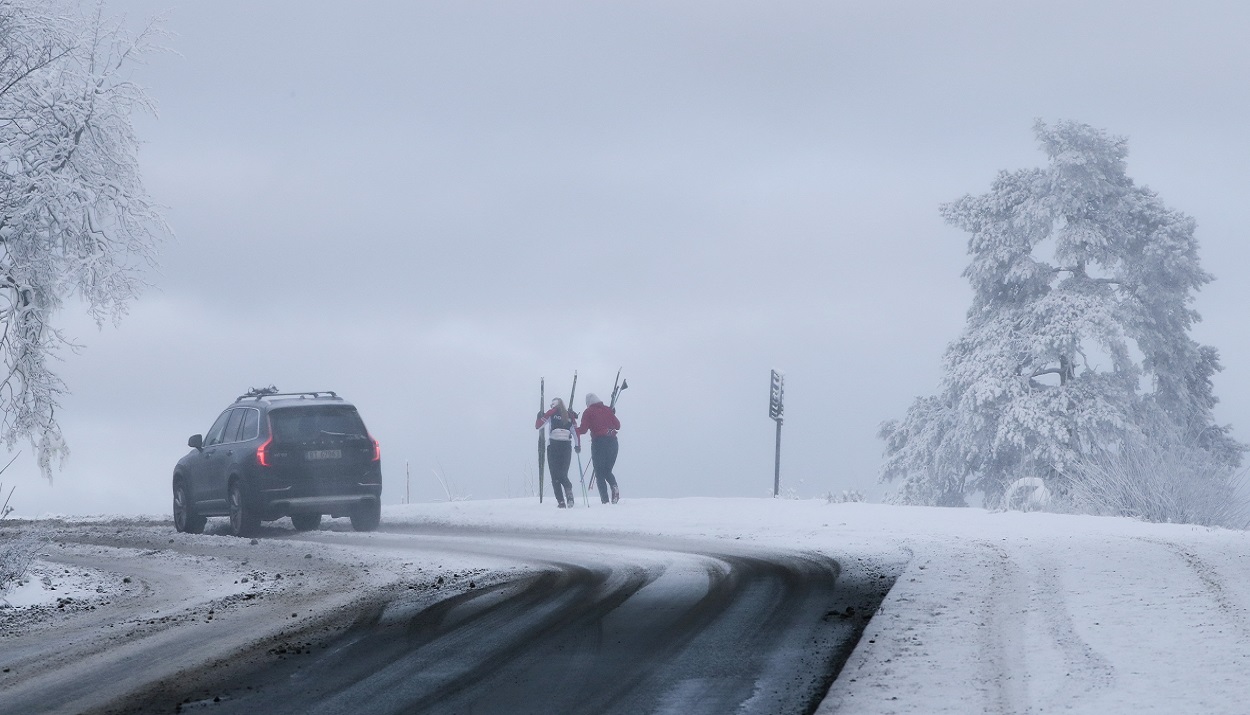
[591,435,619,503]
[546,440,575,504]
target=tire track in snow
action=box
[1132,536,1250,642]
[972,540,1030,714]
[1020,552,1115,708]
[976,541,1115,713]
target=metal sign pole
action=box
[769,369,785,498]
[773,419,782,498]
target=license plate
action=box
[305,449,342,460]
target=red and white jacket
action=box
[536,408,581,448]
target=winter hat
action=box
[586,393,602,407]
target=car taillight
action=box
[257,437,273,467]
[370,436,381,462]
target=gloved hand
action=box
[536,411,545,421]
[574,445,581,453]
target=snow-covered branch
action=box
[0,0,169,481]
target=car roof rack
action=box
[235,386,341,402]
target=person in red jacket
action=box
[576,392,620,504]
[535,398,580,508]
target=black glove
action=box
[575,445,581,453]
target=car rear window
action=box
[269,406,368,442]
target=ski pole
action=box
[567,371,582,506]
[575,449,590,507]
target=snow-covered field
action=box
[4,498,1250,714]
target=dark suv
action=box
[172,389,382,536]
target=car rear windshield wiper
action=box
[319,430,363,438]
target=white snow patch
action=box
[0,560,112,608]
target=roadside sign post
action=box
[769,369,784,497]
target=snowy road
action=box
[8,498,1250,714]
[0,522,893,715]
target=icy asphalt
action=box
[0,517,893,715]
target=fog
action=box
[10,0,1250,516]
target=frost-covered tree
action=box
[880,120,1243,507]
[0,1,167,480]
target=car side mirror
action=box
[188,434,204,450]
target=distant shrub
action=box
[824,490,865,504]
[1064,420,1250,529]
[1,481,50,600]
[0,528,46,599]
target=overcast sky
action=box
[10,0,1250,516]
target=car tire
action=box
[228,481,260,537]
[173,480,206,534]
[350,499,381,532]
[291,513,322,531]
